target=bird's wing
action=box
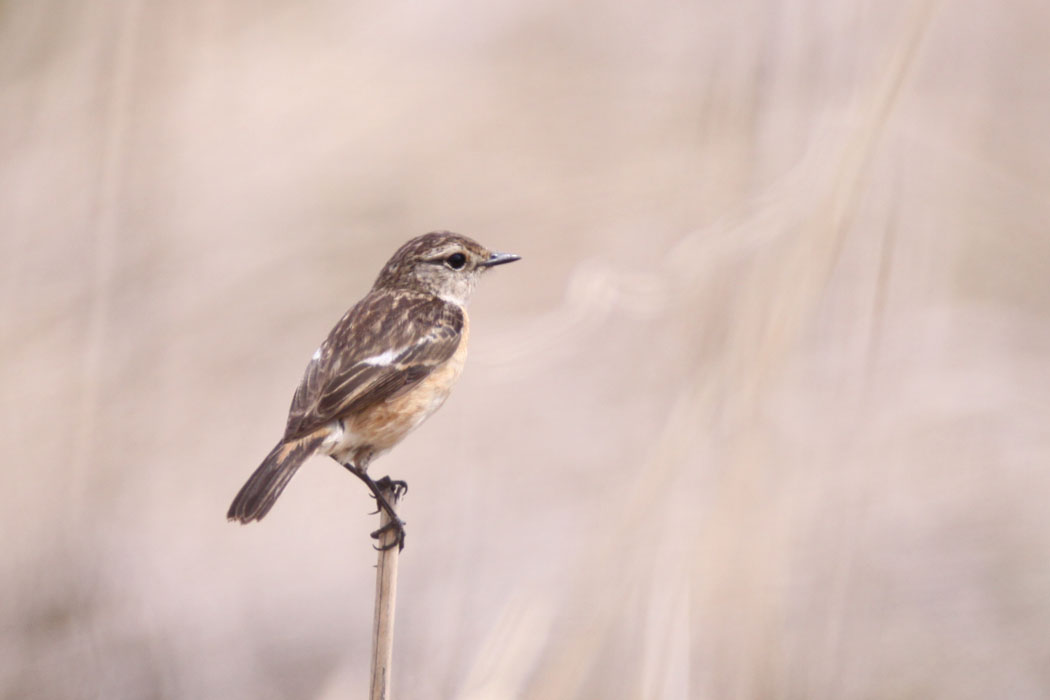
[283,290,464,440]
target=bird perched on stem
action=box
[227,231,520,549]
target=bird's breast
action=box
[345,314,470,456]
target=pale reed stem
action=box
[369,484,402,700]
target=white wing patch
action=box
[359,335,436,367]
[312,347,323,361]
[359,348,402,367]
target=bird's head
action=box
[373,231,520,305]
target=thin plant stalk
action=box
[369,484,402,700]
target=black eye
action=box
[445,253,467,270]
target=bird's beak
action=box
[478,251,521,268]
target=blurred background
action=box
[3,1,1050,698]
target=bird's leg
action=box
[341,462,407,551]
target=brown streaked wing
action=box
[283,291,464,440]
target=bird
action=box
[227,231,519,549]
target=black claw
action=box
[374,476,408,499]
[370,518,406,551]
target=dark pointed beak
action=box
[478,251,521,268]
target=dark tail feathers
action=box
[227,432,326,523]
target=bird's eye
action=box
[445,253,467,270]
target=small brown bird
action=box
[227,232,519,548]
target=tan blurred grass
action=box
[3,1,1050,699]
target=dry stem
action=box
[369,484,402,700]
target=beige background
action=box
[3,1,1050,698]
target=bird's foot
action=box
[366,476,407,514]
[374,475,408,499]
[371,517,406,551]
[339,461,407,550]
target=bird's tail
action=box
[227,431,327,523]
